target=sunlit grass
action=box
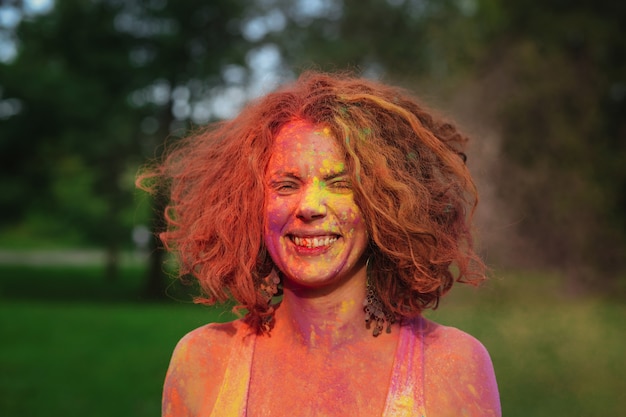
[0,301,235,417]
[426,270,626,417]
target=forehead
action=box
[269,119,344,166]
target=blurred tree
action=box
[267,0,485,81]
[2,0,624,295]
[0,0,248,296]
[475,0,626,291]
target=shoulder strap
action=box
[208,323,256,417]
[381,316,427,417]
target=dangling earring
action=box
[259,269,281,333]
[260,268,280,301]
[363,257,396,337]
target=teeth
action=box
[292,236,338,248]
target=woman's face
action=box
[264,119,368,288]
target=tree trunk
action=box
[143,100,176,300]
[143,187,168,299]
[105,244,119,283]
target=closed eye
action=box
[271,180,300,195]
[328,178,352,192]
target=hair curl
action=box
[138,71,485,334]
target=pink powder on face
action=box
[263,119,368,287]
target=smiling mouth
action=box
[289,235,339,249]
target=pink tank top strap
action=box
[381,316,427,417]
[210,318,426,417]
[208,323,256,417]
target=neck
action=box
[274,264,371,350]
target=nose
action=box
[296,181,327,221]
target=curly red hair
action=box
[139,71,485,333]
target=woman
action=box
[147,72,501,416]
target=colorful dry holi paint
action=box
[263,119,368,288]
[162,315,500,416]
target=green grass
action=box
[0,301,234,417]
[1,264,624,416]
[0,263,235,417]
[426,271,626,417]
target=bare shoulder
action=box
[424,320,491,361]
[422,319,501,417]
[171,320,240,360]
[162,320,244,417]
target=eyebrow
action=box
[271,169,347,182]
[322,170,347,181]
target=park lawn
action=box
[426,271,626,417]
[0,300,234,417]
[1,265,625,417]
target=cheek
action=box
[264,197,288,237]
[334,198,365,232]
